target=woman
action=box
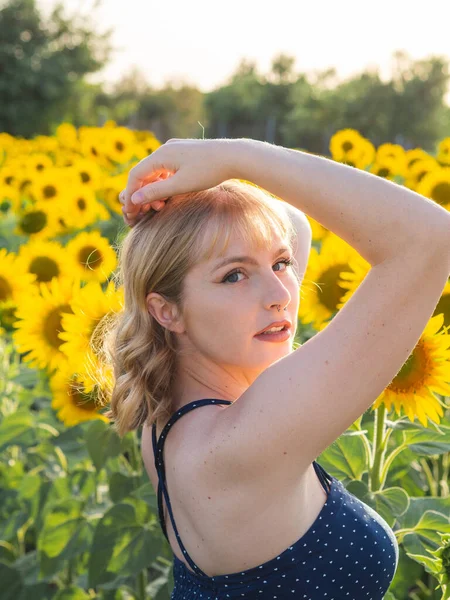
[109,137,450,599]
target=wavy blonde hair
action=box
[101,179,298,437]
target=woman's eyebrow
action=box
[210,247,290,273]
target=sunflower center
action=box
[417,170,430,183]
[377,167,391,178]
[434,293,450,328]
[342,142,353,152]
[77,198,87,210]
[0,276,12,301]
[5,175,14,185]
[43,185,57,199]
[91,146,98,157]
[69,380,98,412]
[36,163,45,171]
[80,171,91,183]
[20,211,47,234]
[79,246,102,270]
[431,182,450,207]
[115,141,124,152]
[390,341,428,392]
[44,304,73,349]
[319,264,349,312]
[20,179,31,192]
[29,256,60,282]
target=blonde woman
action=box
[111,138,450,599]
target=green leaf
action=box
[53,424,90,470]
[402,424,450,456]
[0,412,35,452]
[406,551,440,575]
[18,473,41,520]
[402,509,450,559]
[69,469,96,500]
[0,509,29,542]
[318,428,368,481]
[0,561,24,600]
[38,498,93,578]
[12,550,53,586]
[53,587,91,600]
[88,497,160,587]
[85,420,122,471]
[108,472,142,503]
[130,482,158,513]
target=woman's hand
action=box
[119,137,241,227]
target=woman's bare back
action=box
[141,403,328,578]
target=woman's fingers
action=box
[124,145,177,204]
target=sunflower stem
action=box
[370,404,387,491]
[442,453,449,496]
[136,568,147,600]
[419,458,438,496]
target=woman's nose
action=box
[264,278,291,311]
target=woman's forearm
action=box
[232,139,450,266]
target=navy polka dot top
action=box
[152,399,399,599]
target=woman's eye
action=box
[221,259,293,284]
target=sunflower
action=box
[34,135,59,154]
[0,183,20,213]
[62,186,110,229]
[49,364,110,427]
[337,140,376,170]
[0,248,36,307]
[437,137,450,166]
[329,129,365,162]
[133,134,162,161]
[79,134,107,166]
[405,148,432,172]
[12,276,81,372]
[375,144,408,178]
[298,235,361,330]
[0,165,17,188]
[55,123,78,149]
[30,167,74,204]
[64,231,117,283]
[102,126,137,165]
[404,157,440,190]
[0,299,19,334]
[59,280,123,373]
[0,132,15,153]
[100,172,128,215]
[372,313,450,427]
[369,156,402,181]
[69,158,105,189]
[54,150,84,168]
[26,153,54,174]
[15,238,71,285]
[416,168,450,211]
[14,200,62,240]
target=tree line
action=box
[1,0,450,154]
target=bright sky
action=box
[39,0,450,103]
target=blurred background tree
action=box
[0,0,112,136]
[1,0,449,154]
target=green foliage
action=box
[1,329,450,598]
[0,0,112,136]
[0,338,173,599]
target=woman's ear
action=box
[146,293,185,333]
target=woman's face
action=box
[177,228,300,378]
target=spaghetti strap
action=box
[152,398,233,578]
[313,459,333,494]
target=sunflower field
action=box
[1,122,450,600]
